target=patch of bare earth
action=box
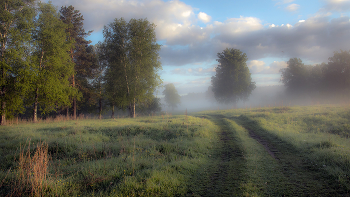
[247,130,279,160]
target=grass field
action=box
[1,105,350,196]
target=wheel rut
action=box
[247,129,279,160]
[189,115,245,196]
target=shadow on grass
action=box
[187,115,245,196]
[234,115,350,196]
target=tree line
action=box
[280,50,350,102]
[0,1,162,125]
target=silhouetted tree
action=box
[211,48,255,106]
[163,83,181,111]
[280,58,311,94]
[323,50,350,94]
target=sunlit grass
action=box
[196,104,350,192]
[0,114,218,196]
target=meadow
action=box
[1,105,350,196]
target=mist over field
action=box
[160,84,350,115]
[160,86,284,113]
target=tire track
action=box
[189,115,245,196]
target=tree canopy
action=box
[0,0,36,125]
[60,5,96,119]
[211,48,256,105]
[280,50,350,101]
[101,18,162,118]
[30,2,75,123]
[163,83,181,111]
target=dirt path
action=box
[235,116,350,196]
[189,116,245,196]
[190,114,349,196]
[247,129,279,160]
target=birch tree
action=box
[30,2,75,123]
[102,18,162,118]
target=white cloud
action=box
[285,4,300,12]
[52,0,350,71]
[249,60,287,74]
[198,12,212,23]
[214,16,263,35]
[248,60,266,74]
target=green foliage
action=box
[101,18,162,117]
[163,83,181,110]
[280,58,310,92]
[0,0,36,124]
[59,5,97,116]
[280,50,350,100]
[136,97,162,114]
[324,50,350,93]
[211,48,256,104]
[29,2,76,116]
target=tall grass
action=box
[9,141,49,197]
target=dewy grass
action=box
[224,118,289,196]
[196,104,350,194]
[0,115,218,196]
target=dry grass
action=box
[5,114,99,126]
[10,140,49,197]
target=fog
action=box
[159,85,349,115]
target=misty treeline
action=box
[280,51,350,103]
[203,49,350,109]
[0,1,162,125]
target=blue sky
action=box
[51,0,350,94]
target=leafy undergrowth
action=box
[0,114,218,196]
[196,105,350,195]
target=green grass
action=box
[196,105,350,195]
[0,114,218,196]
[2,105,350,196]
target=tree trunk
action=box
[33,88,39,123]
[66,107,69,119]
[99,97,102,119]
[73,97,76,120]
[0,101,6,125]
[111,104,115,119]
[129,98,136,118]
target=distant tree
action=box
[60,5,96,119]
[323,50,350,94]
[211,48,256,106]
[163,83,181,111]
[29,2,75,123]
[0,0,36,125]
[102,18,162,118]
[137,96,161,114]
[91,42,107,119]
[280,58,311,94]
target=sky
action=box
[50,0,350,95]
